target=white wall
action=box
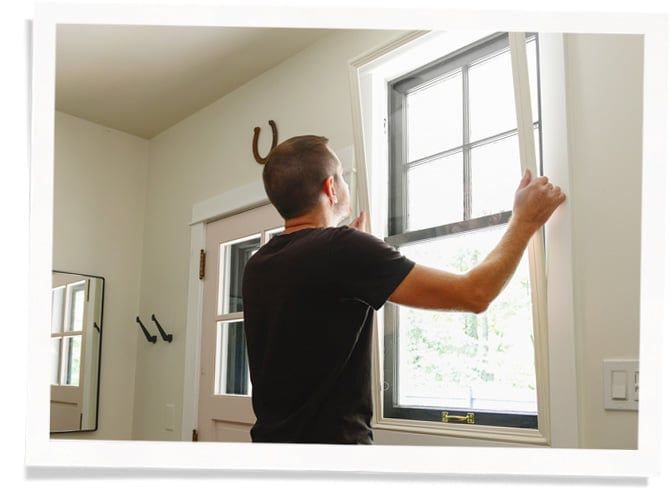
[131,29,409,440]
[52,111,149,440]
[564,34,643,449]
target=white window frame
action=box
[348,30,579,447]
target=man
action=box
[242,135,565,444]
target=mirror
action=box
[50,271,104,433]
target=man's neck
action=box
[283,214,334,234]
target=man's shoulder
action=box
[330,225,382,241]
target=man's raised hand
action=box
[349,210,369,233]
[512,169,566,232]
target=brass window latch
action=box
[441,412,475,424]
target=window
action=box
[214,226,284,396]
[51,280,87,386]
[384,32,542,429]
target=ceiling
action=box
[55,25,335,139]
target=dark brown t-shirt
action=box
[241,225,415,444]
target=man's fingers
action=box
[518,169,532,189]
[360,211,368,230]
[350,210,368,230]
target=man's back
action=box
[242,225,415,444]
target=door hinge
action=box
[192,429,198,442]
[383,117,387,135]
[199,250,206,280]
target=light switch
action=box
[603,359,639,411]
[165,403,175,432]
[611,370,627,399]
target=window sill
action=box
[371,416,549,446]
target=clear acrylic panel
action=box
[527,38,539,123]
[406,152,463,231]
[51,286,65,334]
[397,225,537,413]
[469,49,517,142]
[219,235,261,315]
[215,320,251,396]
[534,126,541,174]
[51,338,61,385]
[62,335,82,386]
[407,72,463,162]
[470,134,520,218]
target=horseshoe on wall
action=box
[252,120,278,165]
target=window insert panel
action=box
[384,31,542,430]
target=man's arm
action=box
[388,169,566,313]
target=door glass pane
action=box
[51,338,61,385]
[406,152,463,231]
[62,336,82,386]
[471,134,520,218]
[469,49,517,142]
[215,320,251,396]
[219,235,261,315]
[66,283,86,332]
[407,71,462,162]
[51,286,65,333]
[397,226,537,414]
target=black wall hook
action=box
[151,314,173,343]
[136,316,157,343]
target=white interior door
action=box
[197,203,284,442]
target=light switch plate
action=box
[603,359,639,411]
[165,403,175,431]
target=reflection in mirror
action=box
[50,271,104,433]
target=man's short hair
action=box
[262,135,339,220]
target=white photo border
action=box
[28,1,667,477]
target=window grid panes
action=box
[393,35,540,234]
[51,280,86,386]
[218,235,261,316]
[215,320,252,396]
[215,231,272,397]
[386,32,541,429]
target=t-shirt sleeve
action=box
[330,226,416,310]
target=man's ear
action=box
[323,175,337,204]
